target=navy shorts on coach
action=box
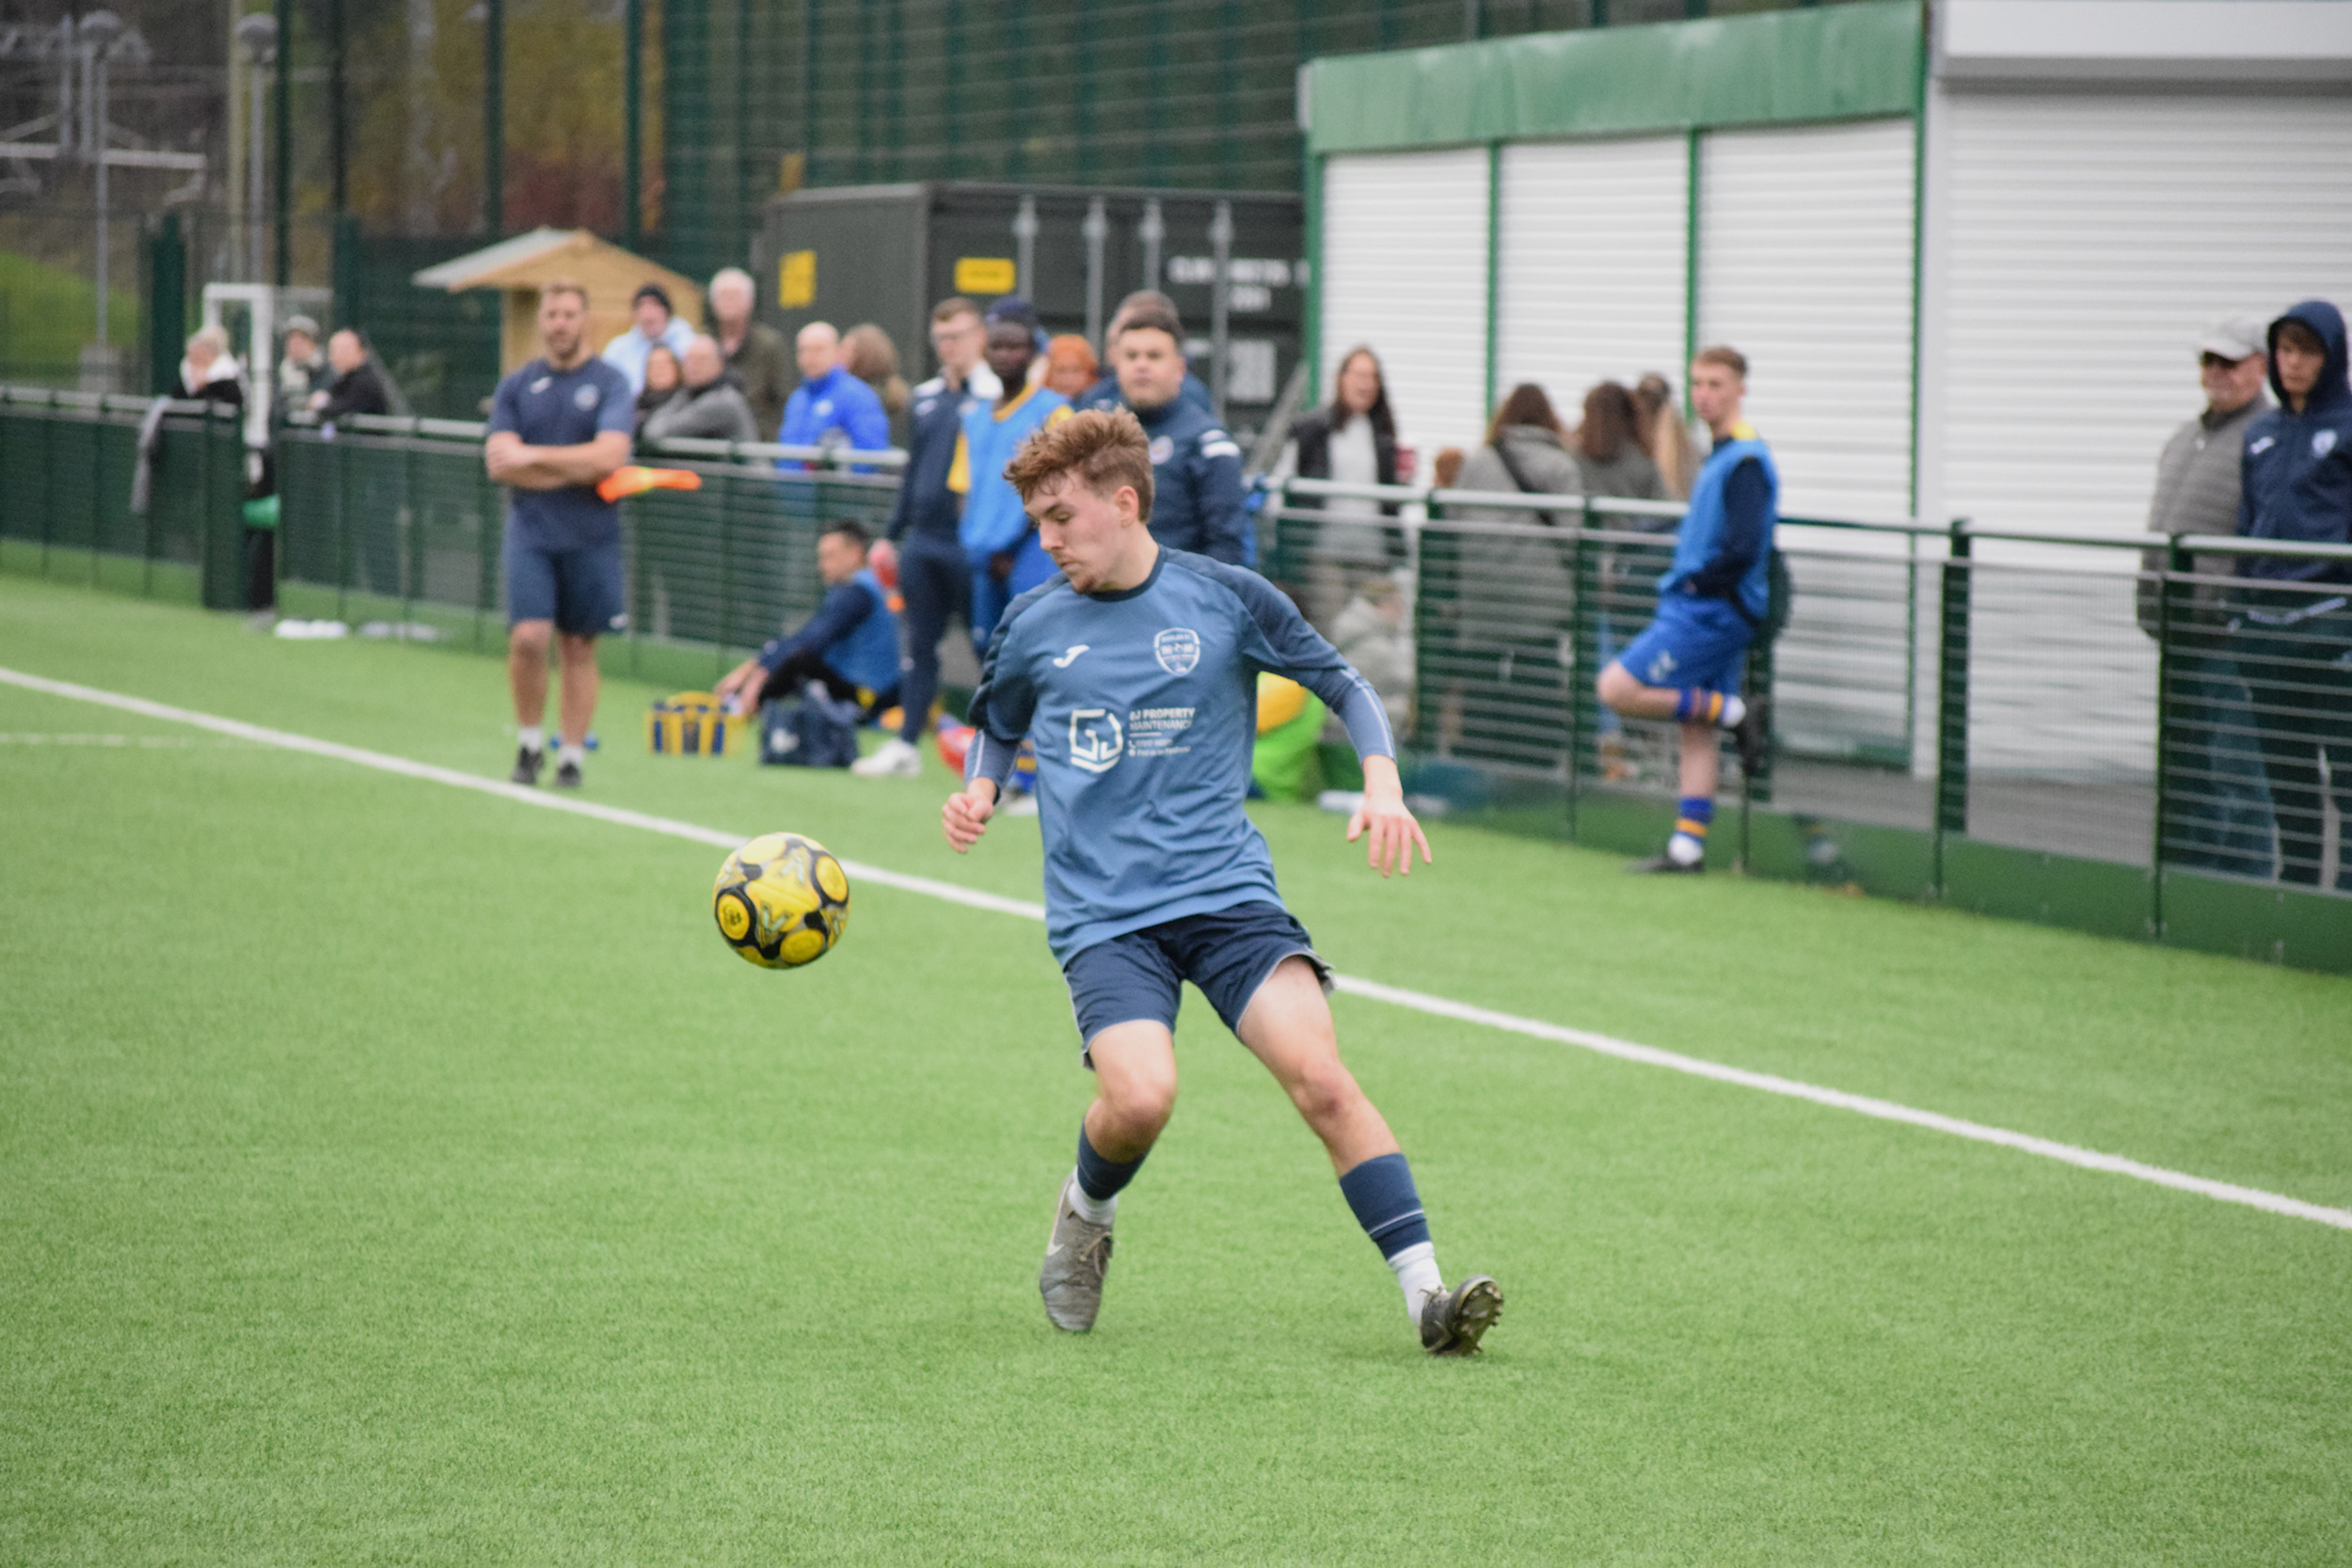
[505,531,628,638]
[1615,593,1753,693]
[1061,901,1332,1055]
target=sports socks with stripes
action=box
[1339,1152,1446,1322]
[1674,689,1747,728]
[1669,797,1713,866]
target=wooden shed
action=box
[411,230,705,375]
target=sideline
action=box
[5,663,2348,1234]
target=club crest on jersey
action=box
[1148,435,1176,466]
[2316,430,2340,458]
[1069,707,1124,773]
[1153,627,1201,675]
[574,384,600,411]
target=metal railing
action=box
[3,383,2345,972]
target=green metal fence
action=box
[3,384,2344,974]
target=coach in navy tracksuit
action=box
[2234,299,2352,887]
[1093,300,1248,563]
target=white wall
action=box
[1318,148,1491,464]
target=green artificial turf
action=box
[2,574,2348,1564]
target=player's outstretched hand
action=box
[943,781,998,853]
[1347,756,1432,879]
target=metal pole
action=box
[91,38,109,346]
[275,0,292,286]
[623,0,643,251]
[1138,199,1164,292]
[1083,198,1107,350]
[1209,199,1232,418]
[484,0,504,237]
[1013,196,1038,300]
[328,0,347,218]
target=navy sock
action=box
[1337,1151,1432,1259]
[1074,1126,1147,1203]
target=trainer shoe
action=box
[1420,1275,1503,1356]
[511,745,544,785]
[1626,852,1703,875]
[554,757,583,790]
[850,736,923,778]
[1039,1188,1115,1333]
[1731,694,1771,778]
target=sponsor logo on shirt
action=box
[2249,436,2278,456]
[574,384,600,411]
[1148,435,1176,466]
[1644,647,1680,686]
[1153,627,1200,674]
[2316,430,2340,458]
[815,399,834,417]
[530,376,551,394]
[1069,708,1124,773]
[1127,705,1195,759]
[1052,644,1090,668]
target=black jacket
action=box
[1287,405,1397,514]
[2240,299,2352,586]
[319,361,390,422]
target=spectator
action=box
[2233,300,2352,888]
[844,323,912,428]
[1073,290,1215,414]
[482,278,634,791]
[713,519,903,721]
[776,321,891,470]
[708,266,791,440]
[2133,317,2274,878]
[952,298,1074,649]
[277,316,324,407]
[1633,372,1702,499]
[178,326,245,409]
[1454,384,1583,682]
[310,328,391,424]
[1104,299,1248,562]
[634,343,683,434]
[1457,384,1581,522]
[1574,382,1666,507]
[643,336,759,446]
[1042,333,1099,399]
[858,296,1000,780]
[1430,448,1465,489]
[599,282,695,396]
[1598,346,1775,875]
[1274,345,1399,626]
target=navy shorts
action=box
[1616,593,1754,693]
[506,531,628,638]
[1062,901,1332,1058]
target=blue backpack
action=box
[758,685,862,768]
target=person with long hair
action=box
[1451,385,1583,711]
[1277,346,1400,626]
[1576,382,1670,780]
[844,322,913,444]
[1634,372,1702,500]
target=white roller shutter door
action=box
[1319,149,1491,462]
[1929,90,2352,540]
[1494,136,1689,420]
[1698,117,1918,523]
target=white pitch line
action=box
[5,662,2348,1234]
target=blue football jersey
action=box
[965,548,1394,961]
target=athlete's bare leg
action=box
[1235,957,1399,1173]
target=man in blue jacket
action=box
[860,296,999,779]
[2233,299,2352,888]
[1073,290,1215,417]
[1099,300,1248,563]
[1597,345,1774,874]
[952,298,1073,651]
[715,519,901,719]
[775,322,891,471]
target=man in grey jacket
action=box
[642,336,759,446]
[2140,317,2273,876]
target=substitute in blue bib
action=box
[942,407,1503,1358]
[485,279,635,792]
[948,298,1072,653]
[1597,344,1776,874]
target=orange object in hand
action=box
[596,466,704,503]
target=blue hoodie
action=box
[2238,299,2352,586]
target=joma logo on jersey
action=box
[1154,627,1201,675]
[1069,708,1124,773]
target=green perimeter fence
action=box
[4,384,2347,975]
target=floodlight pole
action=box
[81,12,122,345]
[484,0,503,236]
[235,12,277,280]
[275,0,293,286]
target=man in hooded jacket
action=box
[2233,299,2352,888]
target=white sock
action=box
[1388,1240,1444,1323]
[1064,1171,1116,1227]
[558,742,586,768]
[1667,832,1706,866]
[516,725,544,752]
[1718,693,1747,728]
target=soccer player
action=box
[942,408,1502,1356]
[484,280,634,789]
[950,298,1073,652]
[1597,345,1775,873]
[714,520,902,719]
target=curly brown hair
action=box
[1002,407,1157,521]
